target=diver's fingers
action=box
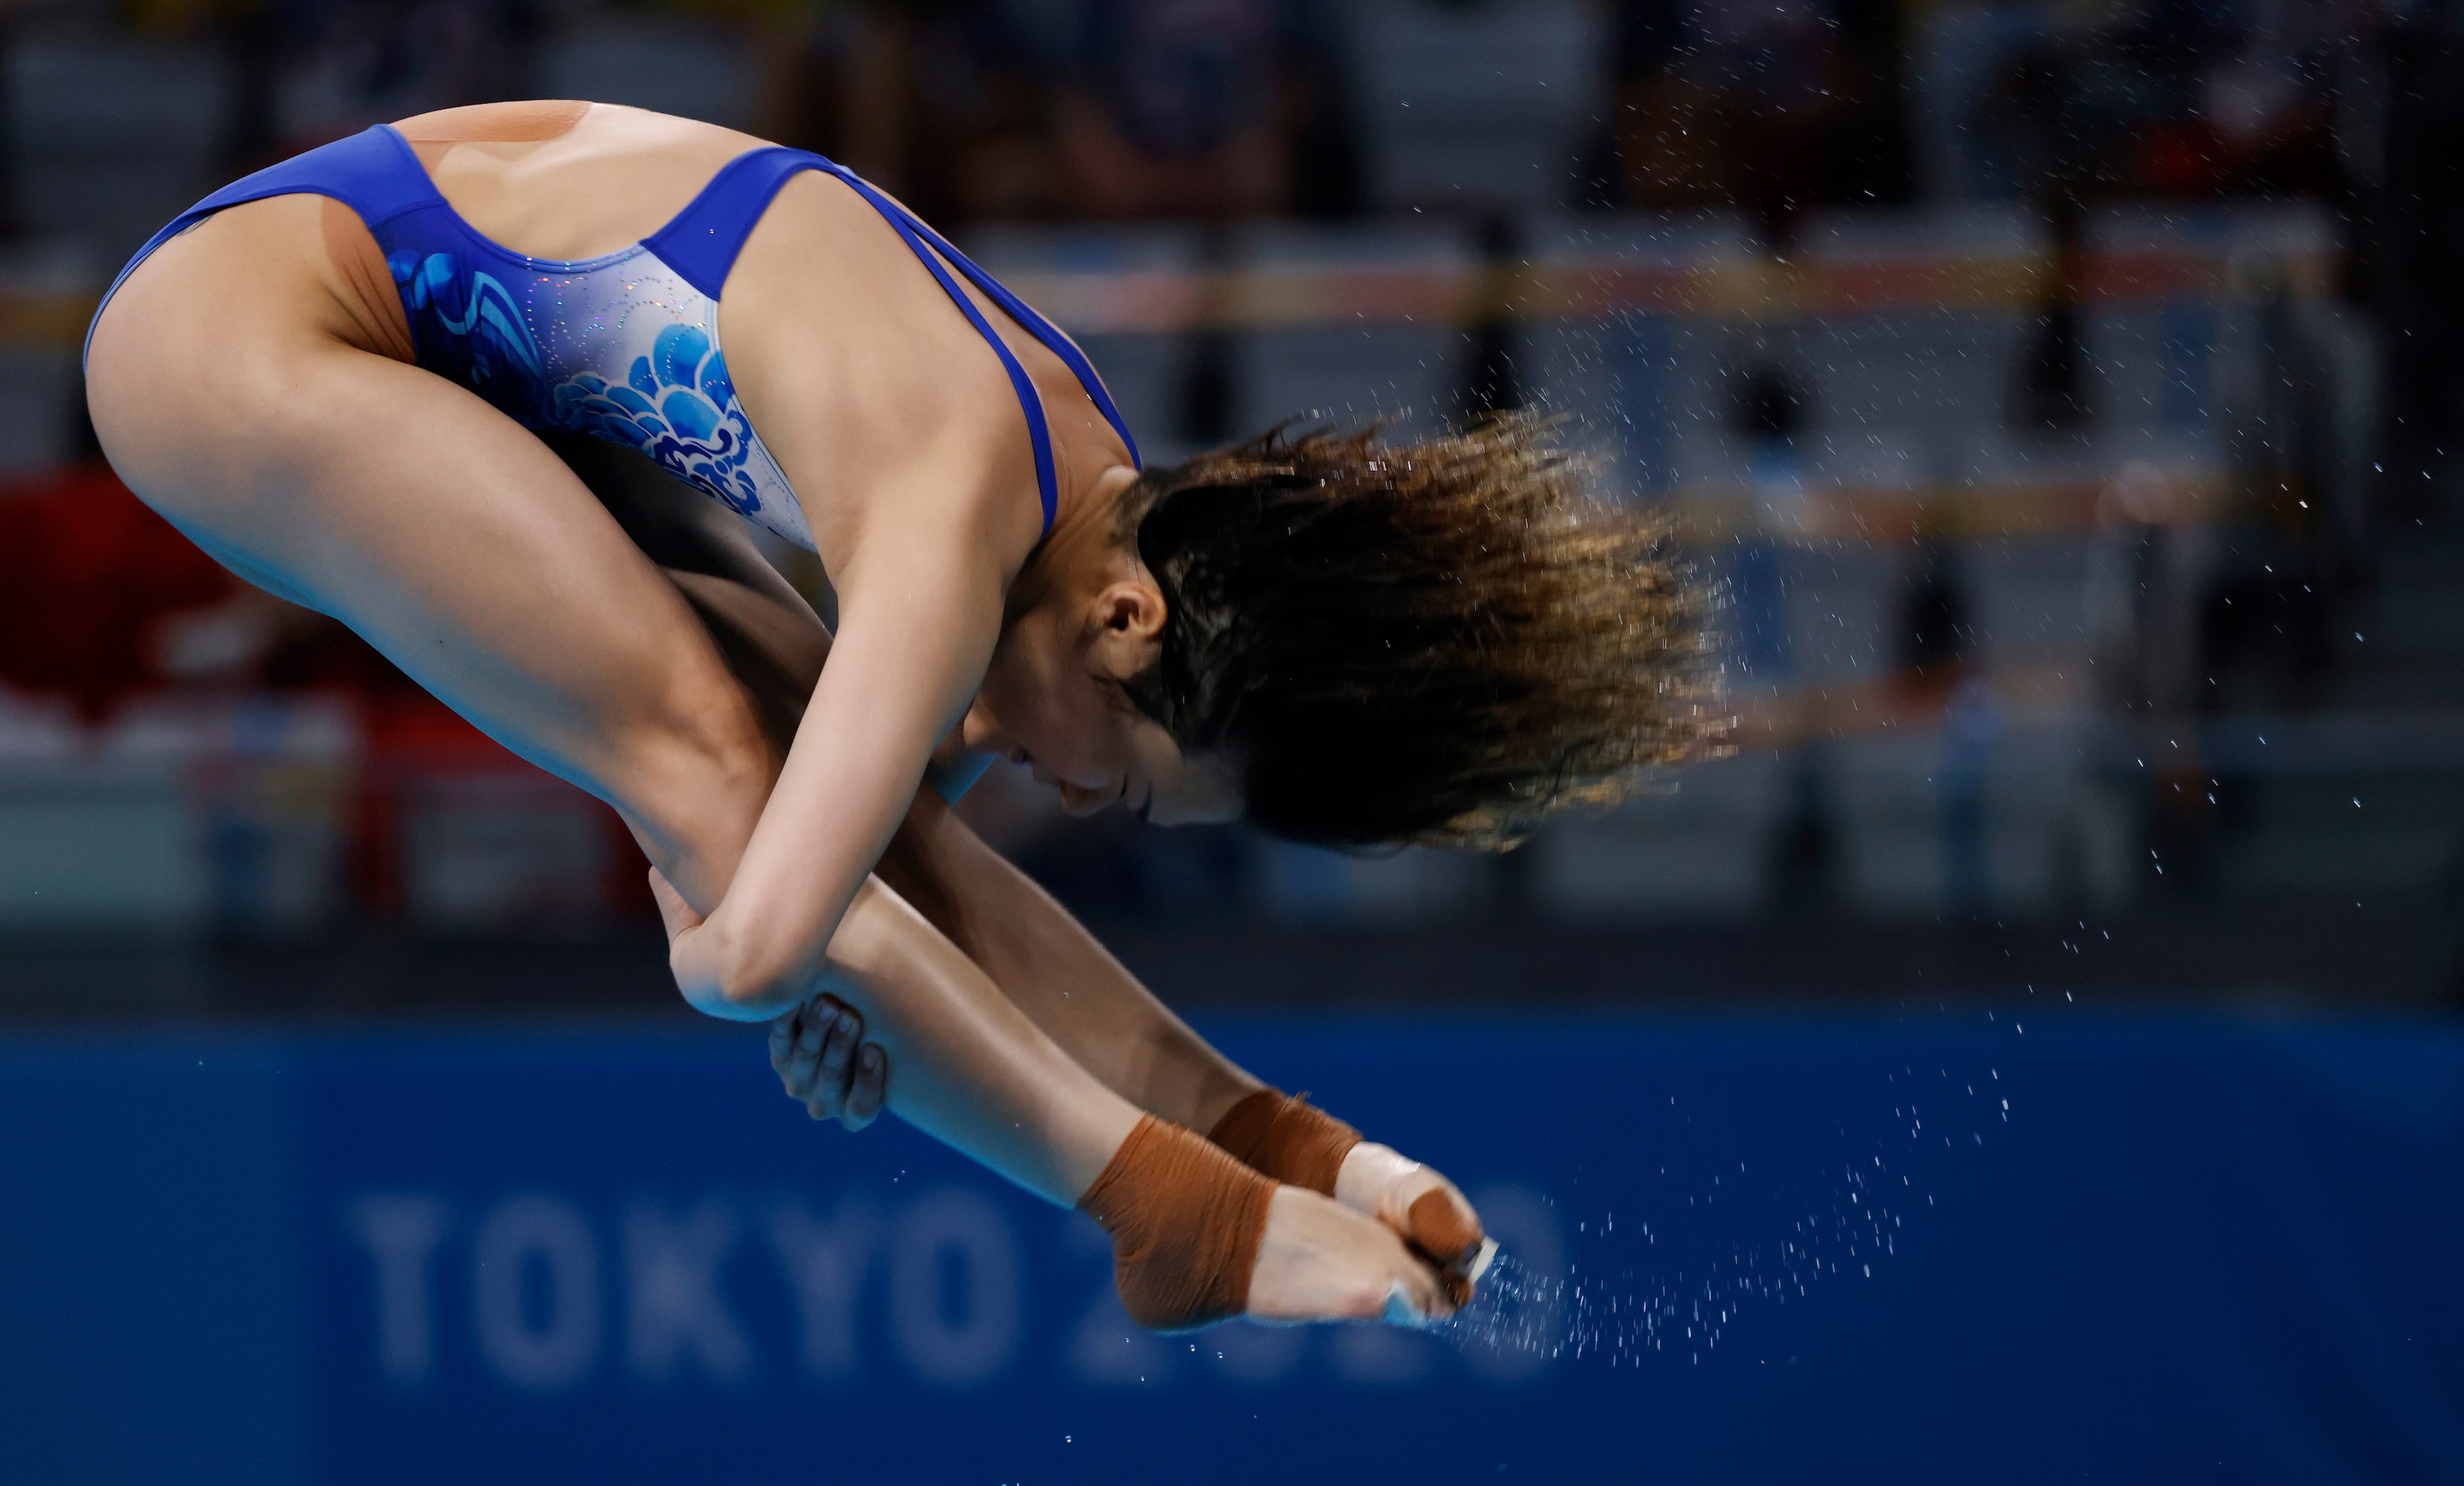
[840,1044,886,1132]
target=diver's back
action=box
[394,100,768,267]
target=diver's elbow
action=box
[674,920,803,1022]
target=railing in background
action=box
[968,200,2350,535]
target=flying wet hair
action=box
[1118,415,1723,849]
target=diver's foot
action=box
[1245,1185,1455,1327]
[1336,1143,1492,1300]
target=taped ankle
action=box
[1077,1115,1276,1333]
[1208,1088,1361,1196]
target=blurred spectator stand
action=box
[0,457,647,953]
[0,0,2453,1011]
[357,695,643,935]
[1351,0,1605,215]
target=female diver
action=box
[85,102,1713,1331]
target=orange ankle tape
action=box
[1208,1089,1361,1196]
[1077,1115,1276,1333]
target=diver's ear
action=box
[1091,577,1166,638]
[1086,576,1166,679]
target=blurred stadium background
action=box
[0,2,2459,1483]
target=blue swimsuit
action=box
[93,123,1139,548]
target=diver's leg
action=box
[87,203,1130,1199]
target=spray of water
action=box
[1436,1054,2016,1370]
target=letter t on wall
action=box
[343,1194,451,1387]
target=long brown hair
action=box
[1120,415,1724,848]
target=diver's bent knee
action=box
[609,669,776,863]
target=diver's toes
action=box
[1406,1188,1484,1271]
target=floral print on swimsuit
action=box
[386,245,809,548]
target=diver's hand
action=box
[768,995,888,1131]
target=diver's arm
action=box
[666,530,1005,1019]
[874,787,1264,1131]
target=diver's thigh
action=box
[545,431,834,748]
[93,305,775,893]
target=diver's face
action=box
[961,576,1242,825]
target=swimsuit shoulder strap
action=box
[643,147,1141,537]
[640,147,820,301]
[206,123,449,230]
